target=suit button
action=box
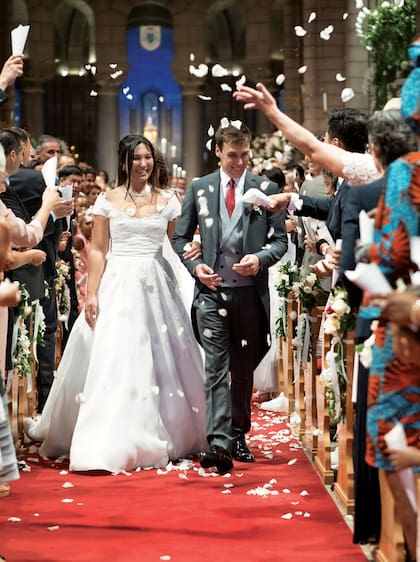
[233,279,237,283]
[220,265,224,269]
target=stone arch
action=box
[206,1,246,65]
[13,0,29,25]
[54,0,95,75]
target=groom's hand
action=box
[232,254,260,276]
[194,263,222,291]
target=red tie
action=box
[226,178,235,217]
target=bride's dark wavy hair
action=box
[117,134,159,192]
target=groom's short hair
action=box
[215,123,252,149]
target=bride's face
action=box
[130,143,154,184]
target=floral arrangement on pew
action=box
[291,272,323,377]
[320,287,355,423]
[11,286,46,380]
[55,259,71,323]
[275,261,300,339]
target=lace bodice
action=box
[91,192,180,257]
[342,152,381,185]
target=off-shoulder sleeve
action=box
[342,152,381,185]
[0,199,43,248]
[162,192,181,221]
[90,192,112,217]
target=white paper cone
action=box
[241,188,272,207]
[359,210,374,245]
[384,422,417,513]
[345,262,392,294]
[11,24,30,55]
[59,184,73,201]
[41,156,58,189]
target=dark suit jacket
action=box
[9,166,62,284]
[298,180,350,241]
[173,170,288,355]
[0,187,45,300]
[339,177,385,312]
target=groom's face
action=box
[215,140,250,180]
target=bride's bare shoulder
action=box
[104,185,126,202]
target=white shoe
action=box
[260,392,289,412]
[23,416,42,442]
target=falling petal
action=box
[220,117,230,129]
[160,557,172,561]
[204,217,214,228]
[109,63,117,69]
[110,70,123,79]
[300,490,309,496]
[304,512,311,518]
[183,243,192,252]
[218,308,228,317]
[61,498,74,503]
[224,483,234,488]
[59,470,68,475]
[33,513,40,517]
[230,119,242,130]
[220,83,232,92]
[198,95,212,101]
[178,473,188,480]
[89,90,98,97]
[308,12,316,23]
[122,86,130,95]
[8,517,22,522]
[221,489,231,494]
[203,328,213,338]
[267,226,275,239]
[48,525,60,531]
[288,458,297,465]
[205,139,212,151]
[341,87,355,103]
[298,65,307,74]
[241,339,247,347]
[282,488,291,494]
[197,189,205,196]
[260,180,270,191]
[198,195,209,216]
[62,482,74,488]
[336,73,346,82]
[220,292,227,301]
[343,12,349,20]
[211,63,228,77]
[209,184,215,193]
[151,385,160,395]
[189,53,195,62]
[275,74,285,86]
[294,26,307,37]
[208,125,214,137]
[126,94,133,101]
[320,25,334,40]
[235,75,246,88]
[281,513,293,519]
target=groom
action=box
[174,121,287,472]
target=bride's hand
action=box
[85,297,98,328]
[183,240,202,260]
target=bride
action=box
[24,134,207,473]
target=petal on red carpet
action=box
[1,409,367,562]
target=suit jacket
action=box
[9,166,63,284]
[298,180,350,241]
[0,187,45,300]
[173,170,288,352]
[339,177,385,312]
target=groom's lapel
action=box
[203,171,220,267]
[242,171,255,242]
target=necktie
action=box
[226,178,235,217]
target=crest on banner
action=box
[140,26,161,51]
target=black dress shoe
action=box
[199,445,233,473]
[232,436,255,462]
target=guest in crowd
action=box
[0,55,23,107]
[24,134,207,474]
[174,121,288,473]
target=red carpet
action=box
[1,409,367,562]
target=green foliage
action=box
[356,0,416,109]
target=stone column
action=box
[179,82,205,183]
[95,80,120,183]
[19,77,45,137]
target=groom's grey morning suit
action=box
[174,170,287,455]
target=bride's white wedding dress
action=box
[25,192,207,473]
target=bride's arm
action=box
[85,215,109,327]
[234,83,349,178]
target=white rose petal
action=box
[281,512,293,519]
[48,525,60,531]
[160,556,171,561]
[288,458,297,465]
[161,324,168,333]
[189,53,195,62]
[230,119,242,129]
[221,489,231,494]
[204,218,214,228]
[198,196,209,216]
[61,498,74,503]
[298,65,307,74]
[203,328,213,338]
[282,488,291,493]
[341,87,355,103]
[294,26,307,37]
[308,12,316,23]
[220,117,230,129]
[89,90,98,97]
[220,292,227,301]
[343,12,348,20]
[208,125,214,137]
[183,243,192,252]
[198,95,212,101]
[218,308,227,317]
[62,482,74,488]
[8,517,22,522]
[212,64,228,77]
[220,83,232,92]
[300,490,309,496]
[75,393,86,404]
[260,180,270,191]
[304,512,311,518]
[267,227,275,239]
[235,75,246,89]
[320,25,334,40]
[275,74,285,86]
[336,73,346,82]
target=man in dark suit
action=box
[174,122,288,472]
[9,133,72,412]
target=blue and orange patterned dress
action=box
[366,151,420,470]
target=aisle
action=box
[1,409,367,562]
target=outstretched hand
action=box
[233,83,277,116]
[0,55,24,91]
